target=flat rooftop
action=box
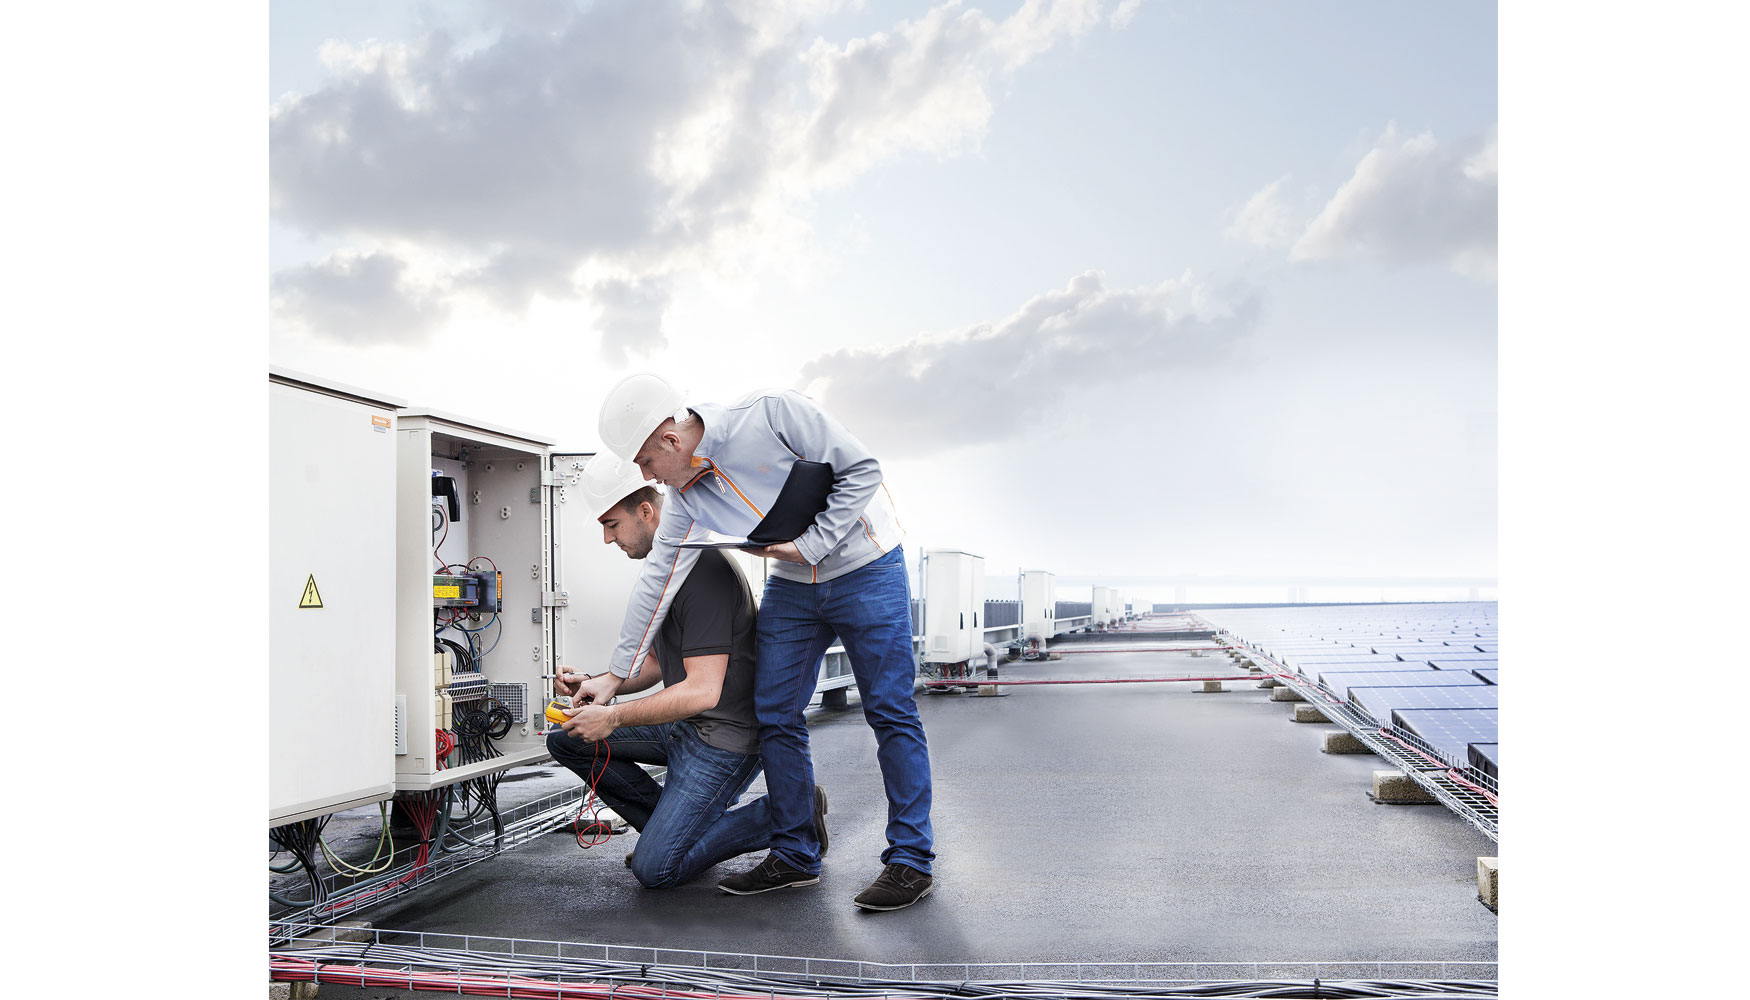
[281,636,1496,996]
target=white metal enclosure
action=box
[1020,569,1055,640]
[1093,586,1119,626]
[921,549,984,664]
[269,370,403,826]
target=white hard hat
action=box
[577,452,653,519]
[598,373,687,462]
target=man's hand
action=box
[574,672,623,706]
[553,665,584,698]
[561,703,618,743]
[750,540,807,565]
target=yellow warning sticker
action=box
[299,575,324,609]
[433,585,461,599]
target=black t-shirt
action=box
[651,548,760,754]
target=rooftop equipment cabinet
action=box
[395,410,561,790]
[269,369,404,826]
[1092,586,1119,628]
[922,549,984,665]
[1020,570,1055,641]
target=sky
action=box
[266,0,1499,605]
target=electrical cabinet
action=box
[395,411,558,790]
[269,369,403,826]
[1021,570,1055,640]
[922,549,984,664]
[1093,586,1119,626]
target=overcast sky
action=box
[267,0,1498,602]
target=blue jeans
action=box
[755,544,934,875]
[546,722,770,888]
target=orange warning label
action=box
[299,575,324,609]
[372,414,391,433]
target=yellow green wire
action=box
[317,803,396,875]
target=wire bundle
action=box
[318,803,395,877]
[270,945,1498,1000]
[268,816,329,907]
[443,698,516,849]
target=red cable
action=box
[574,738,614,848]
[1047,646,1236,653]
[271,957,876,1000]
[924,675,1260,686]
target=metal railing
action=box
[270,923,1498,996]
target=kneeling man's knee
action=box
[629,852,681,890]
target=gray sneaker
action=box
[852,863,933,911]
[717,853,820,895]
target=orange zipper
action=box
[709,463,766,519]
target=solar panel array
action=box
[1195,602,1499,780]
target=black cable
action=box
[268,816,329,905]
[434,636,474,673]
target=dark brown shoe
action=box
[852,863,933,911]
[718,853,820,895]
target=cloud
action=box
[270,0,1118,347]
[1291,125,1498,280]
[800,269,1261,456]
[1110,0,1149,30]
[270,250,450,345]
[592,277,672,364]
[1225,175,1298,249]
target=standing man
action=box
[576,374,934,911]
[548,453,818,889]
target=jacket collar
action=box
[675,402,727,493]
[688,401,730,467]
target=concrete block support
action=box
[1371,770,1437,804]
[1477,857,1499,910]
[1291,703,1328,723]
[270,977,326,998]
[1269,686,1304,702]
[821,687,849,711]
[1199,680,1224,693]
[1323,731,1371,754]
[1258,677,1280,689]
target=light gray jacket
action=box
[607,389,904,677]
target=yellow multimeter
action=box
[544,697,573,726]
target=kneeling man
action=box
[547,454,825,888]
